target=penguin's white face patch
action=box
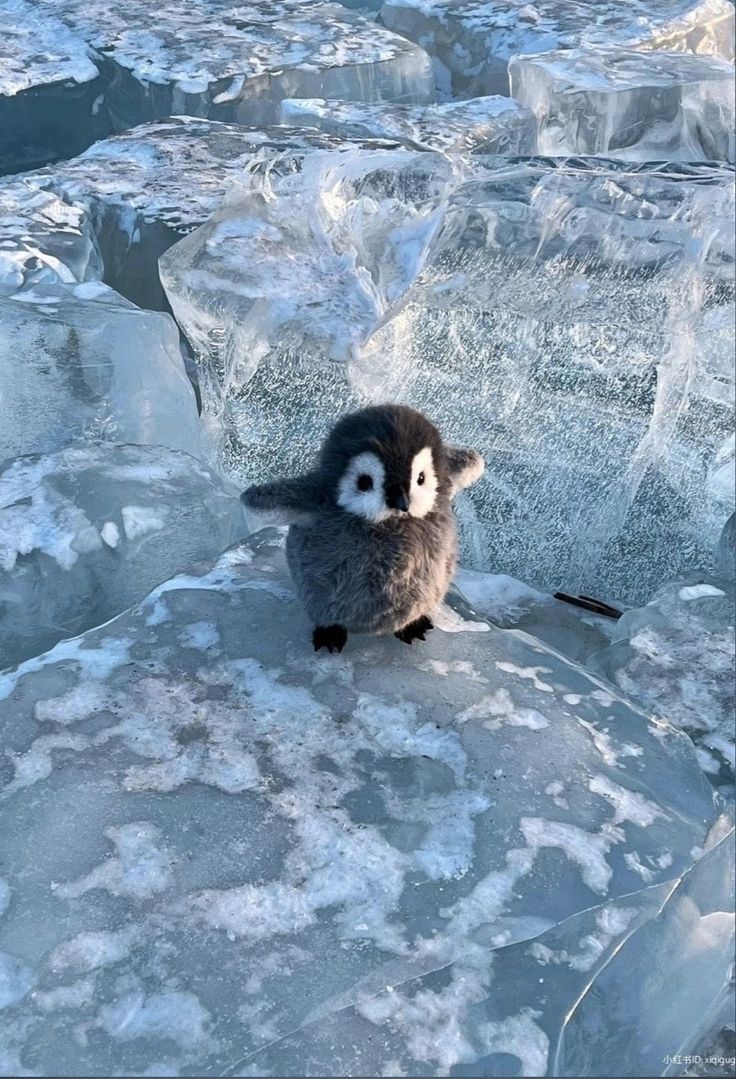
[408,446,438,518]
[337,451,390,522]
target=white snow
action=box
[520,817,615,894]
[49,928,140,973]
[121,504,167,541]
[55,822,172,901]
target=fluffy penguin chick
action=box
[241,405,484,653]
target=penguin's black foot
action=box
[313,624,348,654]
[395,615,434,645]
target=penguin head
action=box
[320,405,448,522]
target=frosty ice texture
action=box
[589,573,736,790]
[0,283,205,461]
[0,117,401,310]
[22,0,435,131]
[280,95,536,153]
[161,150,735,603]
[0,529,731,1076]
[159,148,461,476]
[0,178,101,297]
[0,1,734,1072]
[381,0,736,96]
[0,443,245,668]
[510,47,735,162]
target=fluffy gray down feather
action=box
[242,445,484,634]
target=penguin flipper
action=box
[447,447,485,495]
[241,473,325,525]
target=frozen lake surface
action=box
[0,2,733,1075]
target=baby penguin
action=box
[241,405,484,653]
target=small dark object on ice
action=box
[554,592,623,619]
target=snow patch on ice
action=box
[121,505,167,541]
[49,927,140,973]
[55,822,172,901]
[529,904,638,974]
[456,569,549,625]
[589,774,666,828]
[495,662,554,692]
[433,603,490,633]
[0,636,130,702]
[34,977,97,1012]
[477,1008,550,1077]
[521,817,615,894]
[678,583,726,601]
[354,694,467,779]
[0,952,35,1011]
[178,621,220,651]
[457,687,549,731]
[100,521,120,548]
[98,989,210,1049]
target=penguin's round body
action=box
[242,405,484,652]
[286,506,457,636]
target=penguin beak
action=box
[387,487,410,513]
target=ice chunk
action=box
[589,572,735,790]
[0,282,205,462]
[50,117,369,232]
[280,95,536,153]
[356,156,735,603]
[159,148,463,479]
[510,47,735,162]
[0,179,100,298]
[1,117,402,311]
[0,528,730,1076]
[0,0,109,174]
[381,0,736,96]
[0,443,245,668]
[454,568,619,664]
[25,0,434,130]
[163,149,734,603]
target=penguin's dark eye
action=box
[417,472,425,486]
[357,474,373,492]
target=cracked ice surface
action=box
[0,528,732,1076]
[510,47,735,162]
[0,443,245,668]
[22,0,435,130]
[381,0,736,97]
[280,95,536,153]
[161,149,735,602]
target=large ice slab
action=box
[159,147,462,475]
[455,564,735,792]
[0,443,245,668]
[280,95,536,153]
[510,47,735,162]
[25,0,434,131]
[589,571,735,792]
[381,0,736,96]
[0,117,400,310]
[0,0,109,174]
[0,282,205,462]
[357,157,736,603]
[0,528,731,1076]
[161,150,735,603]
